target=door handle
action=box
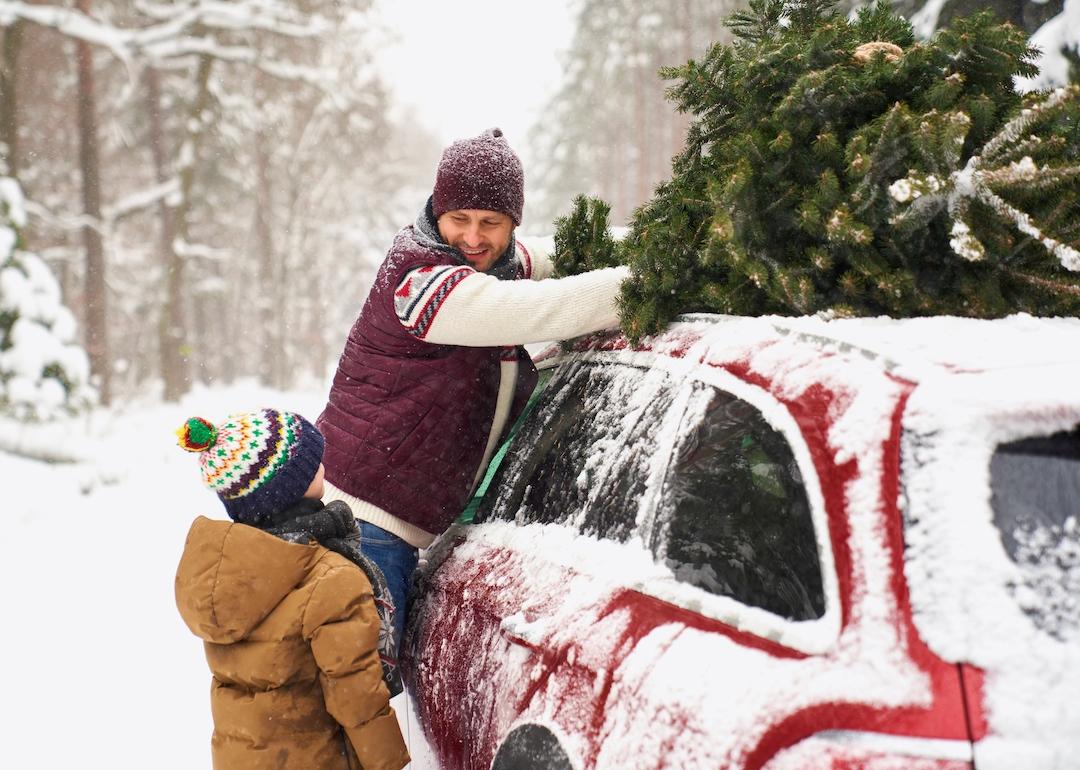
[499,612,548,647]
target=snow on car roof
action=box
[675,312,1080,376]
[557,312,1080,392]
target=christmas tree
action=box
[0,178,95,421]
[554,0,1080,339]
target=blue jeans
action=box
[358,521,418,656]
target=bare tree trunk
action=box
[304,262,327,381]
[157,52,213,401]
[673,0,693,161]
[281,96,328,384]
[144,66,187,401]
[288,165,326,383]
[1,20,24,177]
[75,0,109,404]
[254,126,287,388]
[633,50,649,210]
[612,127,631,224]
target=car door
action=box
[455,353,840,768]
[408,356,690,769]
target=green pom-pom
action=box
[176,417,218,453]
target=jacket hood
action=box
[175,516,323,644]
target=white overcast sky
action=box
[370,0,577,167]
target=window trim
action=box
[632,359,842,655]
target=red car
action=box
[405,314,1080,770]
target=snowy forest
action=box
[0,0,1077,423]
[2,3,1078,769]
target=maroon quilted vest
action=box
[317,227,538,536]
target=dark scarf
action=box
[263,498,403,696]
[415,197,519,281]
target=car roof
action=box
[686,313,1080,374]
[550,312,1080,378]
[541,312,1080,427]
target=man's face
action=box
[437,209,514,272]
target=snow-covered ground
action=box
[1,379,437,769]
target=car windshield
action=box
[990,426,1080,641]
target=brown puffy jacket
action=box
[175,516,410,770]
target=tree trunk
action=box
[75,0,109,404]
[633,41,649,210]
[286,156,326,383]
[145,66,187,401]
[254,126,287,388]
[158,52,214,401]
[673,0,693,161]
[1,20,24,177]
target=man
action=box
[317,128,628,649]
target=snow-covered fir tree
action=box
[0,178,95,420]
[892,0,1079,90]
[554,0,1080,339]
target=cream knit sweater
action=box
[324,239,628,548]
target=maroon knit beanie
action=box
[432,128,524,225]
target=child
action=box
[174,409,409,770]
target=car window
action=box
[476,360,675,542]
[652,383,826,621]
[477,359,826,623]
[990,426,1080,641]
[459,368,555,524]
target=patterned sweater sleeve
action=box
[393,255,628,347]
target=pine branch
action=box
[980,86,1077,163]
[1001,267,1080,297]
[969,182,1080,271]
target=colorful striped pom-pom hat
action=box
[176,409,324,525]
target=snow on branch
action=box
[103,178,180,223]
[967,180,1080,271]
[22,198,106,236]
[980,87,1077,163]
[889,86,1080,272]
[23,179,180,235]
[142,36,334,91]
[0,1,134,63]
[131,0,327,46]
[172,239,231,261]
[0,0,329,71]
[252,58,337,95]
